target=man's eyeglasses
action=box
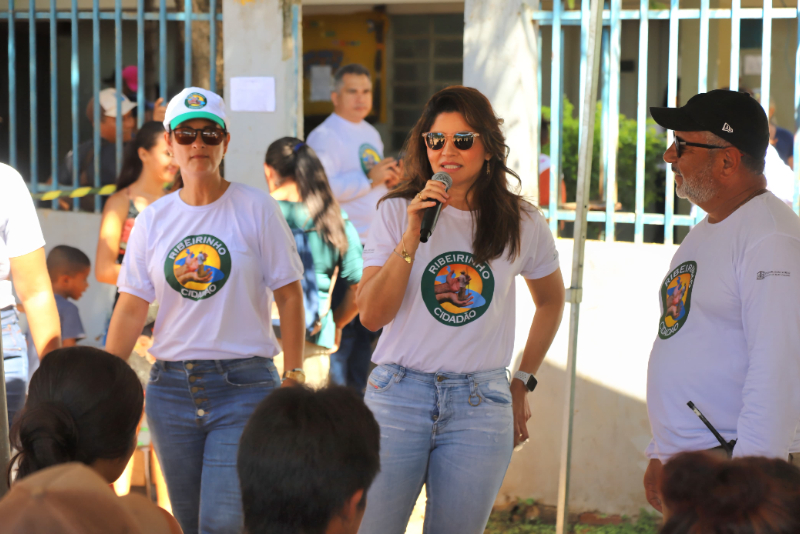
[674,136,728,158]
[172,126,227,146]
[422,131,481,151]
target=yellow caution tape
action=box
[32,184,117,201]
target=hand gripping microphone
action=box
[419,172,453,243]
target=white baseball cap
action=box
[98,88,137,118]
[163,87,227,131]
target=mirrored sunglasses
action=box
[422,131,481,151]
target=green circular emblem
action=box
[185,92,208,109]
[164,234,231,301]
[658,260,697,340]
[421,251,495,327]
[359,143,381,174]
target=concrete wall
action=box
[222,0,301,192]
[463,0,539,198]
[502,238,678,516]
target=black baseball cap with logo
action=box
[650,89,769,160]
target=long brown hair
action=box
[266,137,349,255]
[383,86,528,266]
[117,121,183,193]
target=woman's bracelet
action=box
[393,234,412,264]
[393,249,410,263]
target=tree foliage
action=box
[542,98,666,214]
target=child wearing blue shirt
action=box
[25,246,89,377]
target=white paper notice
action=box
[743,55,762,76]
[230,77,276,112]
[310,65,333,102]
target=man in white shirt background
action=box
[643,90,800,513]
[306,64,401,393]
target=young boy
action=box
[238,386,380,534]
[25,245,90,377]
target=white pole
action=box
[554,0,604,530]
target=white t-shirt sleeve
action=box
[260,208,304,290]
[734,233,800,459]
[117,212,156,303]
[2,166,45,259]
[519,209,560,280]
[308,129,372,203]
[363,199,405,269]
[645,438,657,459]
[328,169,373,203]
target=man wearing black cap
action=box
[643,90,800,512]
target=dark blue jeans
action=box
[145,357,280,534]
[2,308,28,429]
[329,316,376,394]
[328,279,378,394]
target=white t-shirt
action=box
[118,183,304,361]
[306,113,388,244]
[0,164,46,309]
[363,198,560,373]
[764,144,795,207]
[646,192,800,462]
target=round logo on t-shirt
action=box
[421,251,495,327]
[658,260,697,339]
[359,143,381,174]
[164,235,231,301]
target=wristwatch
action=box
[283,368,306,385]
[513,370,538,392]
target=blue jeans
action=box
[328,315,376,394]
[2,308,28,429]
[145,357,280,534]
[359,364,514,534]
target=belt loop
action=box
[396,365,406,380]
[214,360,225,374]
[468,374,481,406]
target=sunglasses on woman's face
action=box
[422,131,481,151]
[172,126,227,146]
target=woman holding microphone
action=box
[105,87,305,534]
[356,86,565,533]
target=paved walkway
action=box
[405,488,427,534]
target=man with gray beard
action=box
[642,90,800,513]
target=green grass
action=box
[484,508,660,534]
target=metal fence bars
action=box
[533,0,800,245]
[3,0,222,212]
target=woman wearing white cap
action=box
[105,87,306,534]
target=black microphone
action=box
[419,172,453,243]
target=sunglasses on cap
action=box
[422,131,481,151]
[171,126,227,146]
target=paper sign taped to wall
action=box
[310,65,333,102]
[230,77,276,112]
[743,55,762,76]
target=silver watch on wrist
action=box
[513,370,538,392]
